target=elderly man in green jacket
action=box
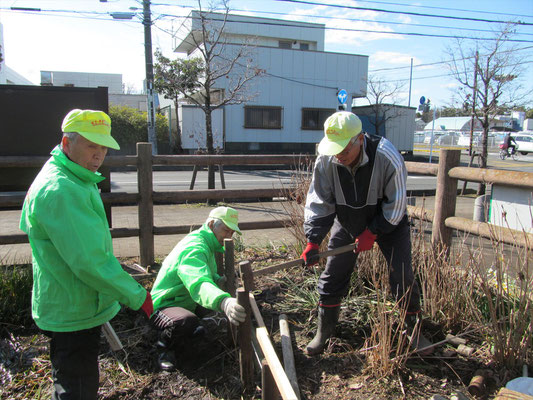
[150,206,246,371]
[20,109,153,400]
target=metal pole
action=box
[469,50,479,156]
[143,0,158,155]
[408,58,413,107]
[429,106,436,163]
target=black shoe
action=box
[158,350,177,371]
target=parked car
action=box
[457,133,481,147]
[437,131,462,145]
[423,132,445,144]
[513,134,533,155]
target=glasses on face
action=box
[336,138,356,158]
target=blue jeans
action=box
[43,326,101,400]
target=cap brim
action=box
[78,132,121,150]
[317,136,352,156]
[223,221,242,235]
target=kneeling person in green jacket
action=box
[20,109,153,400]
[150,206,246,371]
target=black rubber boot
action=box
[156,331,177,372]
[405,314,433,356]
[305,305,340,356]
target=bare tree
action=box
[446,23,529,193]
[177,0,263,189]
[154,52,204,153]
[364,75,406,136]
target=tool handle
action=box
[102,322,123,351]
[253,242,356,277]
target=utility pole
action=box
[143,0,158,155]
[468,50,478,157]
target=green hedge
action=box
[109,105,169,154]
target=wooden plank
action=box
[249,293,266,328]
[279,314,301,400]
[256,327,298,400]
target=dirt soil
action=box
[0,252,517,400]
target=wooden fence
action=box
[1,144,532,266]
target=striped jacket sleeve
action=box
[368,139,407,235]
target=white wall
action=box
[40,71,123,94]
[180,105,224,151]
[490,185,532,233]
[220,44,367,145]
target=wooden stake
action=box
[237,288,254,394]
[279,314,301,400]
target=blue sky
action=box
[1,0,532,108]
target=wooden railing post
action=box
[224,238,236,297]
[137,142,154,267]
[431,149,461,253]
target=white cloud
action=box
[370,51,421,67]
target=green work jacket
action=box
[151,223,230,313]
[19,146,146,332]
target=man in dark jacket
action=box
[301,111,431,356]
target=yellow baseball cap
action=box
[61,109,120,150]
[318,111,362,155]
[209,206,241,235]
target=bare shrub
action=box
[280,158,330,257]
[465,230,532,370]
[359,248,412,377]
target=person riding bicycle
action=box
[504,133,517,155]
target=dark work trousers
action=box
[151,306,209,348]
[317,216,421,313]
[43,326,101,400]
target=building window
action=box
[300,43,309,50]
[245,106,283,129]
[302,108,335,130]
[278,40,292,49]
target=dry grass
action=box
[278,164,532,377]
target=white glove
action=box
[221,297,246,326]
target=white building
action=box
[174,11,368,154]
[0,22,34,85]
[40,71,123,94]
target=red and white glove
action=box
[355,229,377,253]
[140,291,154,318]
[301,242,319,266]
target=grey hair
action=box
[207,218,226,230]
[63,131,79,142]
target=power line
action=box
[268,0,533,26]
[339,0,533,20]
[157,13,533,43]
[369,45,533,73]
[379,59,533,84]
[223,7,533,38]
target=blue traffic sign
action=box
[338,89,348,105]
[419,96,426,105]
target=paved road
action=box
[111,169,445,193]
[2,147,531,265]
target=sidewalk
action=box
[0,196,476,265]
